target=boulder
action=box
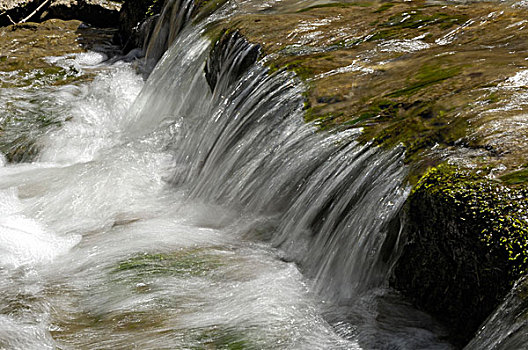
[116,0,164,53]
[391,164,528,346]
[42,0,122,27]
[0,0,121,27]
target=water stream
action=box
[0,2,458,349]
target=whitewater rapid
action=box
[0,22,453,349]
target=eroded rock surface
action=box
[391,164,528,345]
[209,0,528,181]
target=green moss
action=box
[373,3,394,13]
[0,108,64,163]
[367,29,398,41]
[415,164,528,275]
[283,60,314,80]
[386,64,461,98]
[486,91,501,104]
[350,99,399,125]
[267,57,314,81]
[115,249,223,278]
[367,11,468,42]
[381,11,468,30]
[191,327,254,350]
[145,0,163,16]
[297,2,372,13]
[194,0,230,22]
[501,168,528,185]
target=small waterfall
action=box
[143,0,196,72]
[464,276,528,350]
[129,9,409,304]
[0,0,460,348]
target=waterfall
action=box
[0,1,457,349]
[128,17,410,302]
[143,0,196,73]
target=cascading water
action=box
[143,0,196,73]
[128,20,409,302]
[0,1,456,349]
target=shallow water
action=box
[0,60,357,349]
[0,7,457,350]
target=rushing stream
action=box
[0,2,462,349]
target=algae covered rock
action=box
[213,0,528,182]
[0,19,119,162]
[197,1,528,345]
[391,164,528,345]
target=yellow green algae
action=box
[393,163,528,345]
[414,164,528,275]
[114,248,224,278]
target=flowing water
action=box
[0,2,460,350]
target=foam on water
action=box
[0,188,80,268]
[0,3,456,349]
[0,55,365,349]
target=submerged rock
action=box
[87,0,528,347]
[0,19,120,161]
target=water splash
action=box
[0,1,455,349]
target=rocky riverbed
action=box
[1,0,527,348]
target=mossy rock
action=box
[391,163,528,346]
[501,167,528,186]
[209,1,528,183]
[114,248,224,279]
[0,19,114,163]
[188,326,257,350]
[199,3,528,346]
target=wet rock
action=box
[205,7,528,343]
[116,0,230,60]
[116,0,164,53]
[390,164,528,346]
[204,30,260,92]
[0,19,119,162]
[215,1,528,180]
[142,0,196,71]
[465,275,528,350]
[0,0,121,27]
[42,0,122,27]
